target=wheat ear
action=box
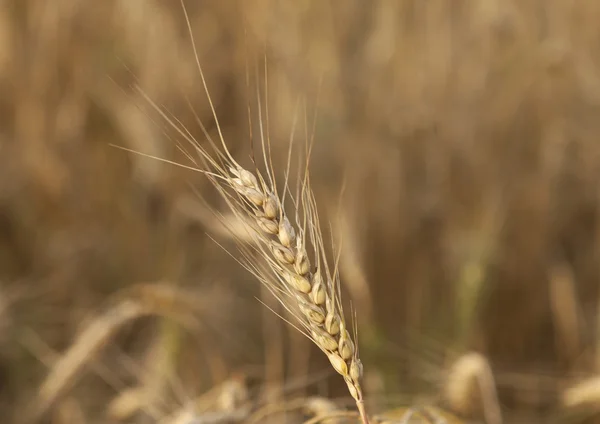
[140,115,371,423]
[225,162,367,418]
[165,127,369,422]
[125,3,371,422]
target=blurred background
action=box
[2,0,600,423]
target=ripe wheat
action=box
[125,2,372,422]
[217,158,367,421]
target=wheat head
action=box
[170,129,370,423]
[225,160,365,404]
[122,2,372,422]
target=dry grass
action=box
[28,282,226,422]
[2,0,600,423]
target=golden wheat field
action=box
[3,0,600,423]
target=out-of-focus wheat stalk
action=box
[28,282,218,422]
[121,2,371,422]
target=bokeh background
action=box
[2,0,600,423]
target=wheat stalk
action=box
[123,2,371,422]
[28,282,217,423]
